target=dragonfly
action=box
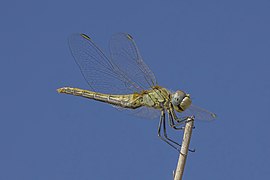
[57,33,216,152]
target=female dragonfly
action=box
[57,33,216,151]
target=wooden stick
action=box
[173,117,194,180]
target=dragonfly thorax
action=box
[171,90,192,112]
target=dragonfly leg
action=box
[163,113,184,148]
[167,110,185,130]
[169,111,196,152]
[157,111,180,152]
[169,106,195,128]
[158,111,196,153]
[167,108,196,152]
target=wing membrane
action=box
[109,33,157,92]
[68,33,157,94]
[180,104,217,121]
[115,106,161,120]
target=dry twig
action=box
[173,117,194,180]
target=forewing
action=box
[180,104,217,121]
[69,33,141,94]
[109,33,157,92]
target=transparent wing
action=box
[115,106,161,120]
[69,33,160,119]
[68,33,156,94]
[109,33,157,92]
[179,104,217,121]
[69,33,127,94]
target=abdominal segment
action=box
[57,87,143,109]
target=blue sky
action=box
[1,0,270,179]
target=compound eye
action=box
[171,91,186,106]
[172,94,181,106]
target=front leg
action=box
[169,104,194,128]
[167,111,184,130]
[166,109,196,152]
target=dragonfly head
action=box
[171,90,192,112]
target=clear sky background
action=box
[1,0,270,179]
